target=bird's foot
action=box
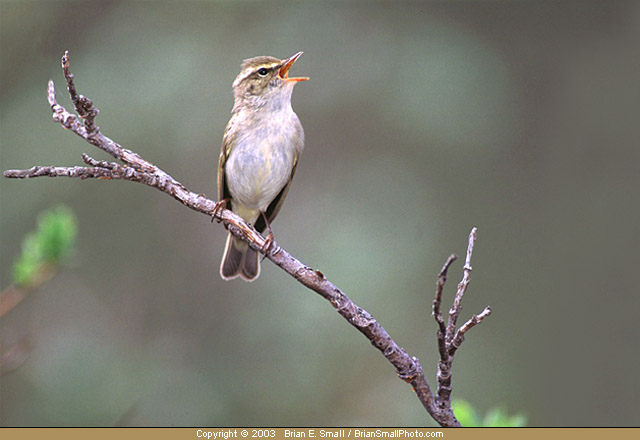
[211,198,229,223]
[261,232,275,261]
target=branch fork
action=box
[3,52,492,426]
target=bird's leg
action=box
[211,198,229,223]
[260,211,275,260]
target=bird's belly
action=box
[226,140,294,212]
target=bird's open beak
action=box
[279,52,309,82]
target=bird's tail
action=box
[220,232,260,281]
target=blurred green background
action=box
[1,0,639,427]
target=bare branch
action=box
[2,52,494,427]
[4,165,118,180]
[451,306,492,353]
[432,227,491,413]
[432,254,457,360]
[61,51,99,134]
[446,227,477,341]
[47,75,153,171]
[81,153,118,169]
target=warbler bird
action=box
[218,52,308,281]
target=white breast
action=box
[226,110,302,213]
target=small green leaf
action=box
[12,234,43,287]
[483,407,508,427]
[37,206,77,263]
[506,414,528,427]
[454,399,527,427]
[11,205,77,287]
[452,399,481,427]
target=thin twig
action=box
[451,306,492,353]
[432,254,457,360]
[81,153,118,169]
[446,227,478,342]
[433,227,491,409]
[61,51,99,135]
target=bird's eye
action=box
[257,67,269,77]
